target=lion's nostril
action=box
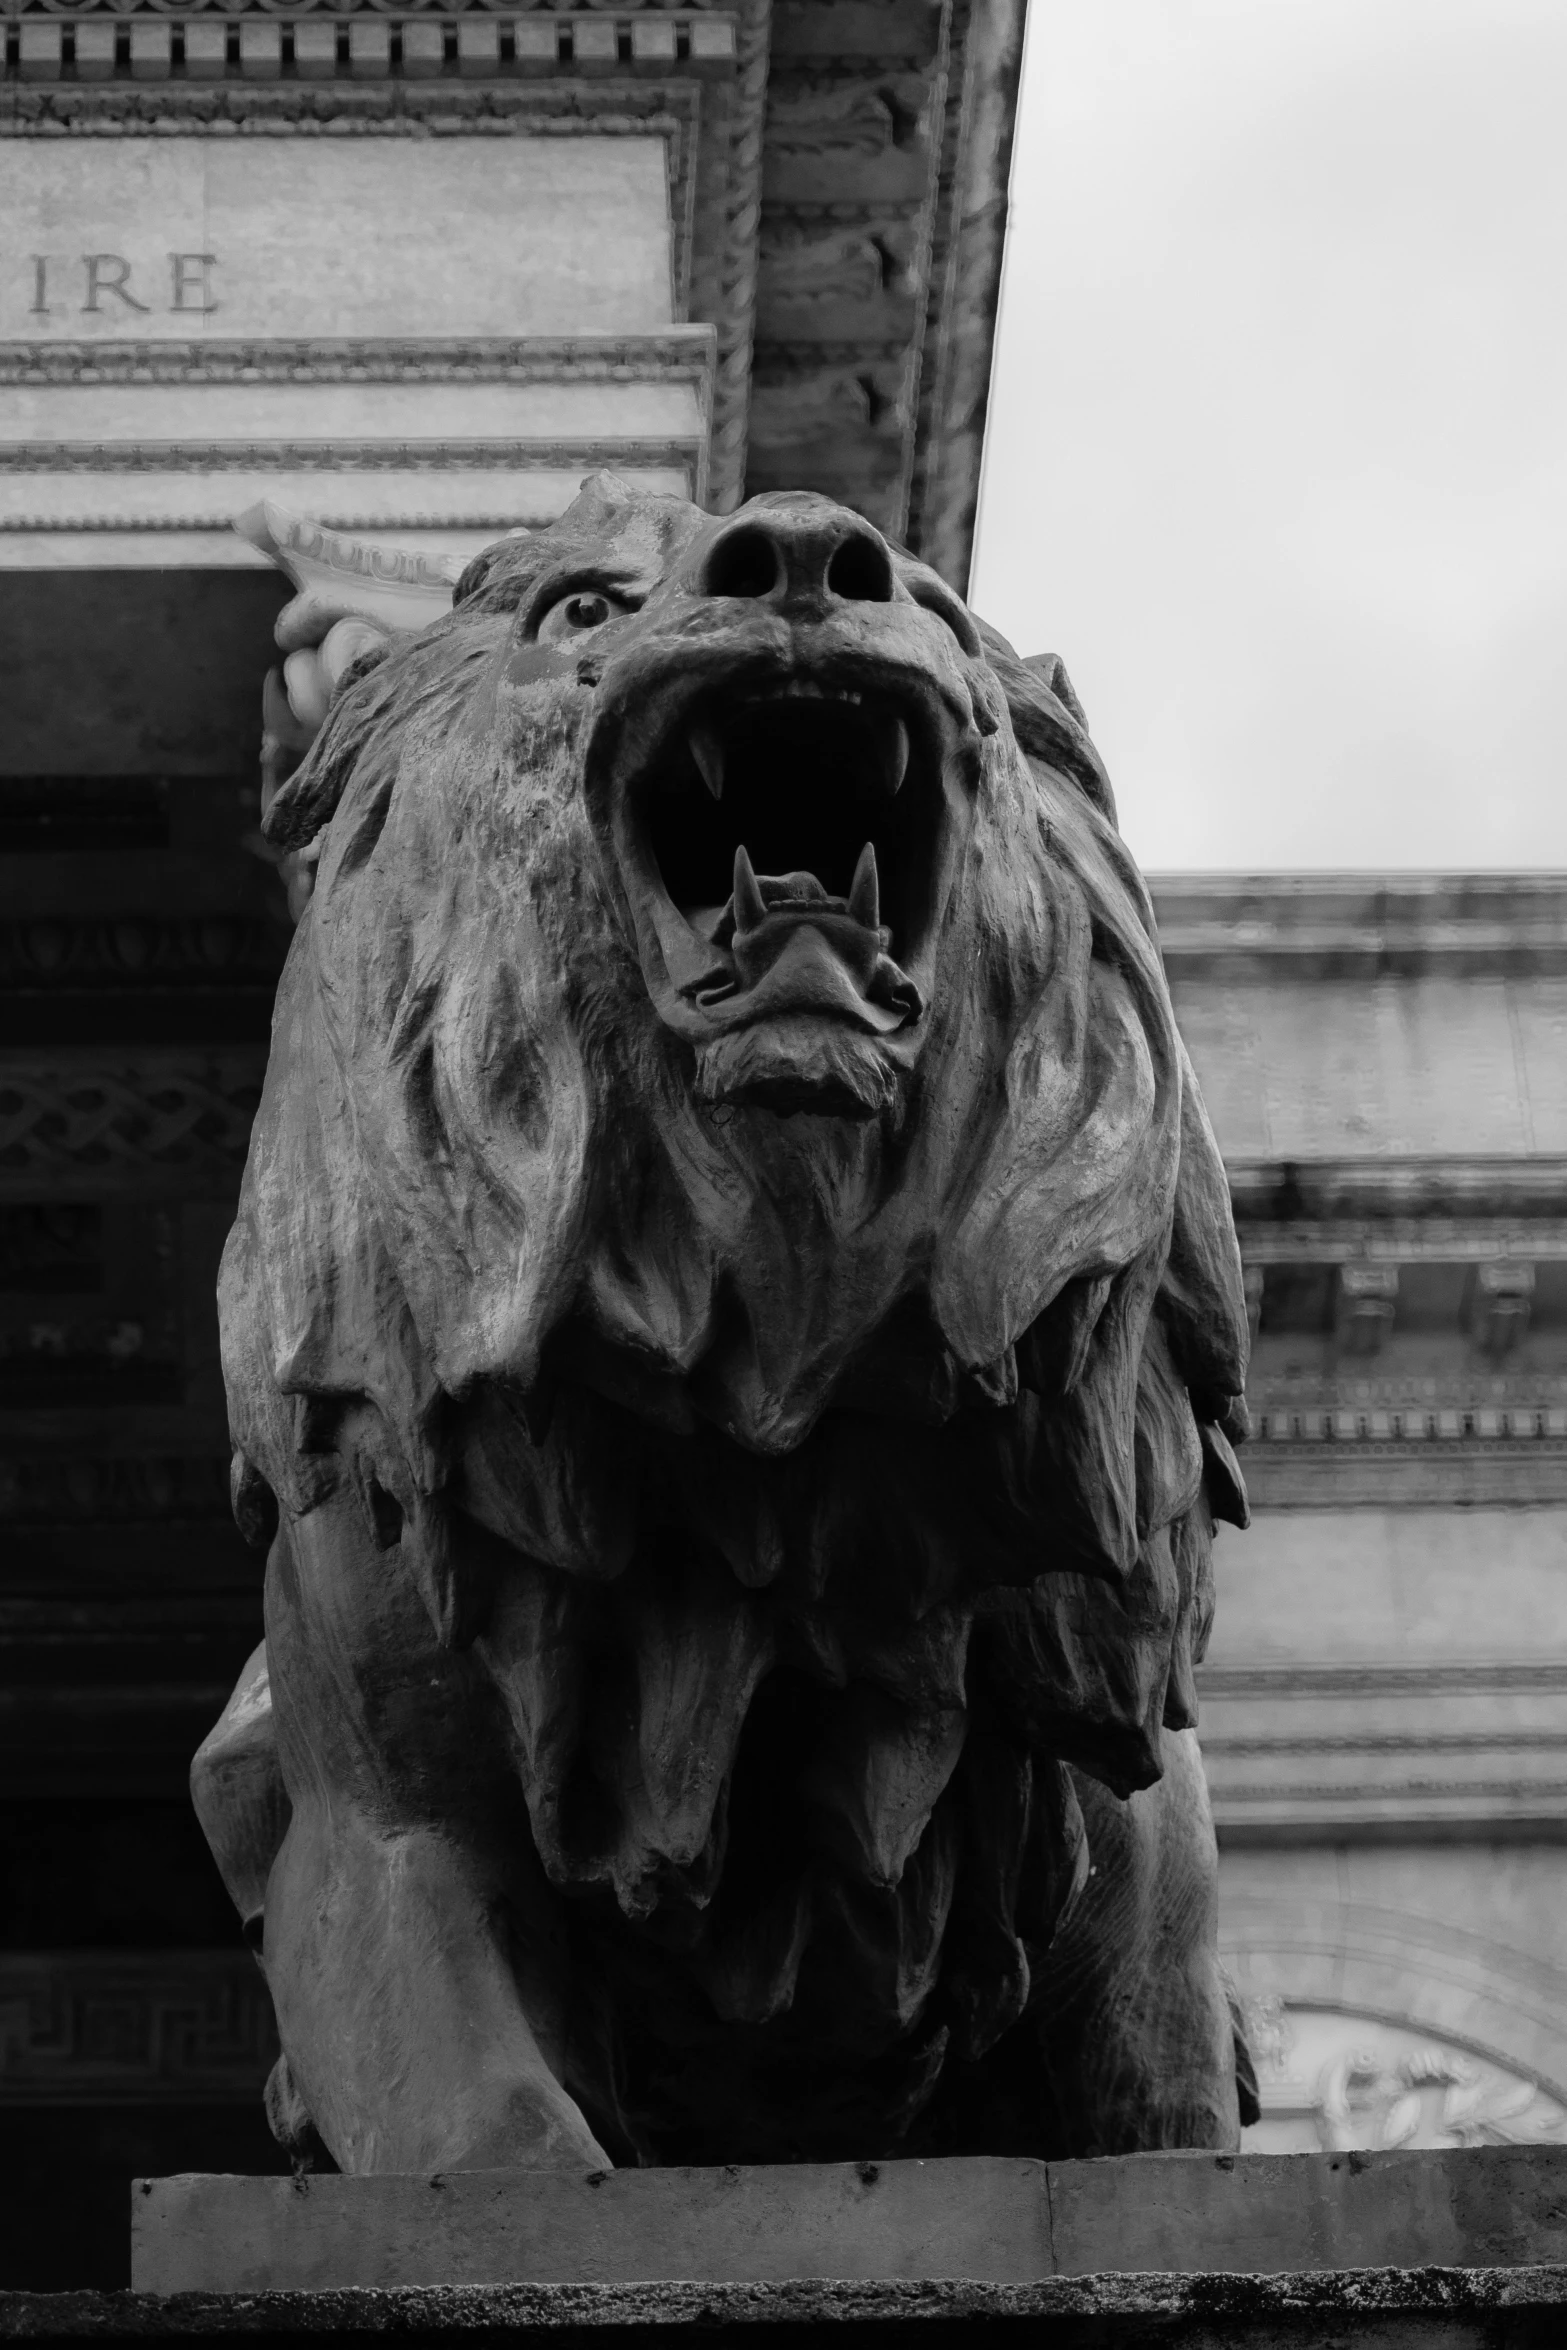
[826,533,895,604]
[702,525,783,601]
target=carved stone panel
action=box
[2,137,676,345]
[1239,2004,1567,2156]
[0,124,719,562]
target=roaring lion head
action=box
[217,477,1249,2162]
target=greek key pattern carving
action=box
[0,1954,276,2107]
[0,1054,264,1184]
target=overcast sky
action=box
[970,0,1567,872]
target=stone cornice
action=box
[2,9,740,83]
[0,438,705,474]
[1204,1661,1567,1697]
[0,328,715,386]
[1236,1215,1567,1262]
[1151,870,1567,980]
[1228,1157,1567,1224]
[1240,1441,1567,1511]
[6,0,726,13]
[1201,1657,1567,1838]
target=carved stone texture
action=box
[1474,1262,1535,1360]
[195,476,1252,2174]
[1241,2004,1567,2156]
[1336,1264,1398,1358]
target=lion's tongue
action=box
[718,844,914,1031]
[728,844,878,991]
[728,925,908,1034]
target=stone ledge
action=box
[129,2150,1567,2296]
[6,2267,1567,2343]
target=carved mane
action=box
[219,479,1249,2159]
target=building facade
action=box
[1168,876,1567,2157]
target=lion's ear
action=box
[978,627,1119,824]
[1022,651,1090,732]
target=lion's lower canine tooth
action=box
[734,844,767,931]
[691,725,725,800]
[884,717,910,795]
[849,842,880,931]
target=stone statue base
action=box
[133,2147,1567,2295]
[8,2267,1567,2345]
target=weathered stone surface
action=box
[9,2265,1567,2342]
[193,478,1252,2177]
[131,2149,1567,2296]
[134,2157,1046,2293]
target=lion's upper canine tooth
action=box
[690,724,725,800]
[848,842,880,932]
[882,716,910,796]
[734,844,767,932]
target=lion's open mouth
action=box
[620,684,947,1036]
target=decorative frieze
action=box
[0,917,283,990]
[1250,1405,1567,1443]
[0,1052,264,1196]
[0,1953,275,2107]
[3,7,738,92]
[7,0,727,15]
[1241,1443,1567,1510]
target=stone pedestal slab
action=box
[132,2147,1567,2295]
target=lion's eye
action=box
[536,588,630,644]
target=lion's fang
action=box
[734,844,767,931]
[849,842,880,932]
[881,717,910,796]
[690,725,725,800]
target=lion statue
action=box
[193,475,1254,2177]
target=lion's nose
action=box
[699,501,896,612]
